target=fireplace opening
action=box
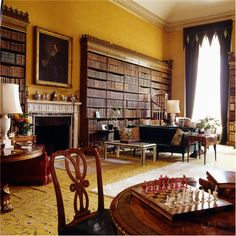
[34,116,72,155]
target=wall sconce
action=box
[166,100,180,126]
[0,83,23,148]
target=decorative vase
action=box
[18,127,28,136]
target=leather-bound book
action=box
[206,170,235,189]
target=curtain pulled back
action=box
[184,20,232,144]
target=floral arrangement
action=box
[13,113,32,135]
[196,116,221,133]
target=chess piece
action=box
[201,189,205,202]
[207,189,211,202]
[194,189,200,203]
[213,186,218,202]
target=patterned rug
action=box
[92,162,235,197]
[0,145,235,235]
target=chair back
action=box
[49,146,104,232]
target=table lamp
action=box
[166,100,180,126]
[0,83,23,148]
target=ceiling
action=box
[113,0,235,31]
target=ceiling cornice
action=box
[112,0,235,32]
[112,0,168,31]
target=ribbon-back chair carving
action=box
[49,146,116,235]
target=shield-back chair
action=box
[49,146,116,235]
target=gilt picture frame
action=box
[35,27,72,87]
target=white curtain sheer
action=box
[192,35,221,123]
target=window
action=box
[192,35,221,123]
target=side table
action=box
[187,134,217,165]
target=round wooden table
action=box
[0,146,44,212]
[110,180,235,235]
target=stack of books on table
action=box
[199,170,235,200]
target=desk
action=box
[187,134,217,165]
[104,141,156,165]
[0,146,44,212]
[110,181,235,235]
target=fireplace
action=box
[34,115,72,155]
[26,99,81,155]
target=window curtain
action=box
[184,20,232,144]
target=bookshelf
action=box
[80,35,172,146]
[0,5,29,112]
[227,52,236,148]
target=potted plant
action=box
[195,117,221,134]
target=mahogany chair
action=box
[49,146,117,235]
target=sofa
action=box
[138,125,196,161]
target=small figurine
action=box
[51,91,57,101]
[34,91,41,100]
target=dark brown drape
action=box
[184,20,232,144]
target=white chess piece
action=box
[207,189,211,202]
[213,190,218,202]
[201,189,205,202]
[194,189,200,204]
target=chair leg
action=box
[182,153,184,162]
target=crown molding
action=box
[112,0,168,31]
[112,0,235,32]
[167,11,235,32]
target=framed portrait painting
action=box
[35,27,72,87]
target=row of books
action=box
[0,76,25,88]
[139,78,151,87]
[87,88,106,98]
[107,90,123,99]
[87,97,106,107]
[1,51,25,65]
[125,100,140,109]
[1,39,26,53]
[88,59,107,71]
[88,52,107,63]
[108,73,124,82]
[0,64,24,78]
[88,69,106,80]
[87,78,107,89]
[107,81,123,91]
[108,64,124,75]
[87,108,106,118]
[139,101,151,109]
[0,28,26,42]
[124,83,139,93]
[87,65,170,84]
[228,121,236,131]
[139,71,151,80]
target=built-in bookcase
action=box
[227,52,236,147]
[0,5,29,111]
[80,35,172,146]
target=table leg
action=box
[214,144,217,161]
[187,142,190,163]
[198,141,201,159]
[203,143,207,165]
[141,148,145,166]
[153,146,157,162]
[116,146,120,158]
[104,144,107,160]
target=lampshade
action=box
[0,83,23,114]
[0,83,23,149]
[166,100,180,114]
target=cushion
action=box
[119,128,132,142]
[171,128,184,145]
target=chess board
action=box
[131,185,233,221]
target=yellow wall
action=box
[4,0,166,98]
[164,30,185,115]
[3,0,235,118]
